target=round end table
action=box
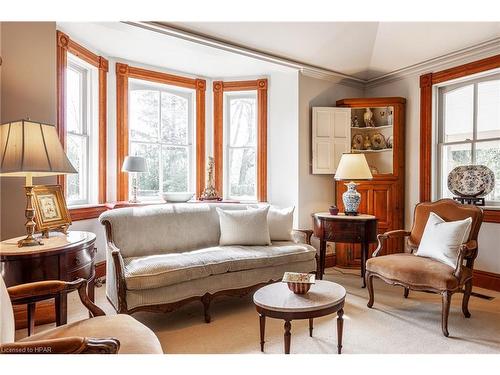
[253,280,346,354]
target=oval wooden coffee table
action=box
[253,280,346,354]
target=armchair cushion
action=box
[19,314,162,354]
[366,253,472,291]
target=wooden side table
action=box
[313,213,378,287]
[253,280,346,354]
[0,231,96,335]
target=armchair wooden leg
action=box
[404,287,409,299]
[462,280,472,318]
[441,291,452,337]
[366,272,375,308]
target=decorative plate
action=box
[370,133,386,150]
[352,134,363,150]
[386,135,393,148]
[447,165,495,198]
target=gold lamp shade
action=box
[0,120,77,247]
[0,120,76,177]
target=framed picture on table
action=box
[32,184,72,237]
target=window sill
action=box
[483,208,500,223]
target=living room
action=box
[1,0,499,372]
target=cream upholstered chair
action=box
[365,199,483,337]
[0,276,163,354]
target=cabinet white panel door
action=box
[312,107,351,174]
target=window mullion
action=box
[158,90,163,196]
[472,83,478,164]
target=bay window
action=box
[128,80,195,199]
[224,92,258,201]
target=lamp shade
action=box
[0,120,77,177]
[334,153,373,181]
[122,156,147,173]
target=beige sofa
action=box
[99,203,316,322]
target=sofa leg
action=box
[462,279,472,318]
[366,273,375,308]
[441,291,452,337]
[201,293,212,323]
[404,287,409,299]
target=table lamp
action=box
[122,156,147,203]
[0,120,77,247]
[334,153,373,216]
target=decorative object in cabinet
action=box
[363,108,375,127]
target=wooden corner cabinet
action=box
[334,97,406,268]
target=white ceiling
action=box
[170,22,500,80]
[57,22,296,79]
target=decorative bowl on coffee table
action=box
[282,272,315,294]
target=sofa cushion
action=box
[20,314,163,354]
[217,206,271,246]
[366,253,472,291]
[99,203,247,258]
[123,242,317,290]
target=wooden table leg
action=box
[88,278,95,318]
[337,308,344,354]
[361,241,368,288]
[318,240,326,280]
[27,302,35,336]
[309,318,313,337]
[284,320,292,354]
[55,292,67,326]
[259,314,266,352]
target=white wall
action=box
[365,73,500,274]
[297,74,364,228]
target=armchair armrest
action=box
[453,240,478,279]
[292,229,313,245]
[7,279,105,317]
[0,336,120,354]
[373,230,411,257]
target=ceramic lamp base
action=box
[342,181,362,216]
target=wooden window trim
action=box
[212,79,268,202]
[56,30,108,213]
[115,63,206,201]
[419,53,500,223]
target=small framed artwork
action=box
[32,184,72,237]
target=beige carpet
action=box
[16,268,500,354]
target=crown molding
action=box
[365,37,500,88]
[123,22,500,90]
[123,21,365,87]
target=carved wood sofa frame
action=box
[365,199,483,337]
[102,220,314,323]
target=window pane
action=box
[130,142,159,198]
[477,80,500,140]
[475,140,500,202]
[66,134,87,203]
[161,92,189,145]
[129,90,159,141]
[228,148,256,200]
[441,143,472,198]
[229,97,256,147]
[66,67,82,134]
[162,146,188,192]
[444,85,473,142]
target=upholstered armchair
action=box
[0,276,163,354]
[365,199,483,337]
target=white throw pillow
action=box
[250,205,295,241]
[216,206,271,246]
[415,212,472,268]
